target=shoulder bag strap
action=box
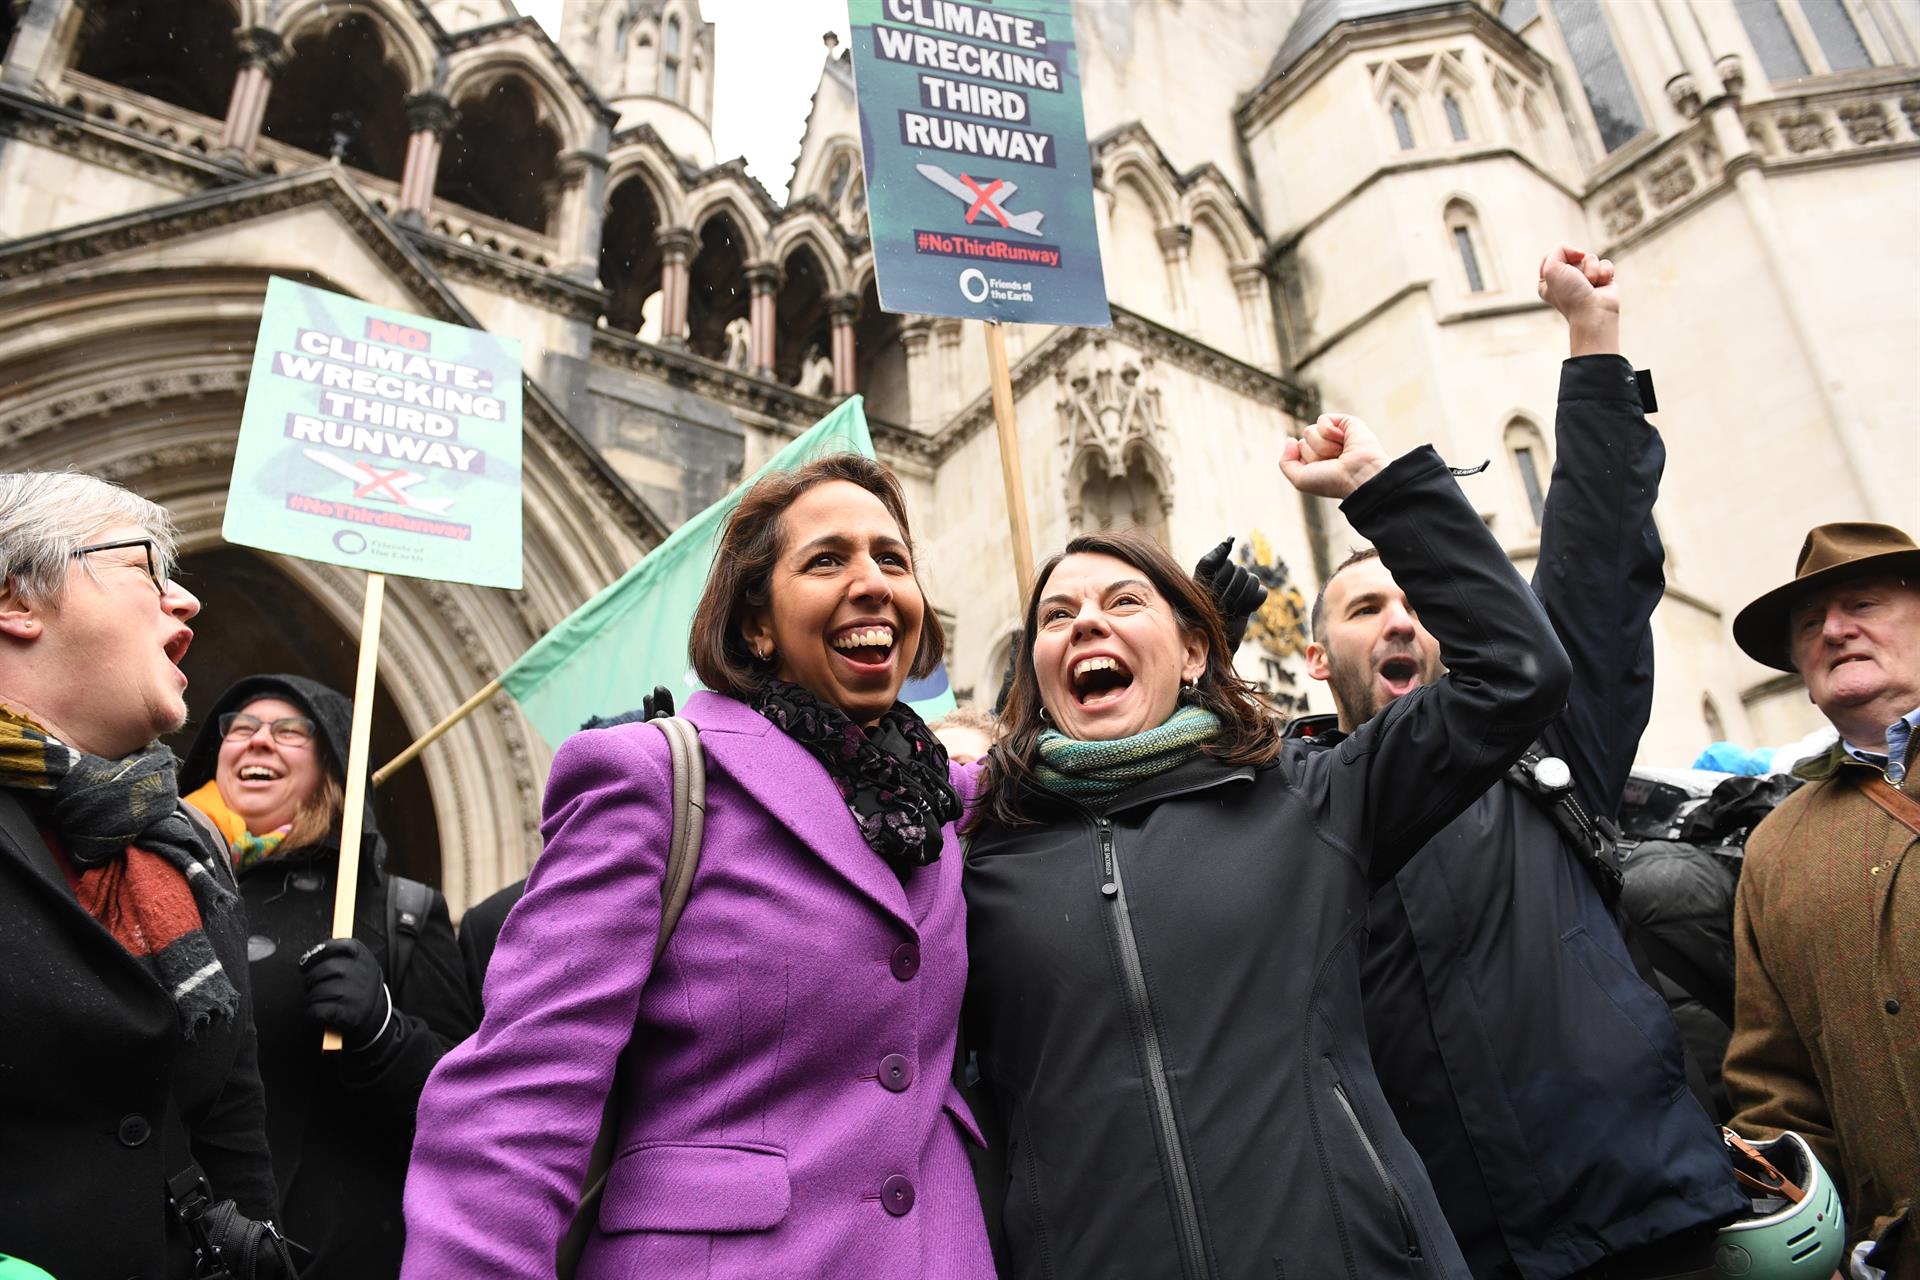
[1859,771,1920,837]
[558,716,704,1277]
[384,875,433,991]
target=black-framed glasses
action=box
[218,712,317,747]
[72,537,169,595]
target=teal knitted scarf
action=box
[1032,704,1224,801]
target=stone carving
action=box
[1236,530,1311,717]
[794,343,834,396]
[1902,96,1920,139]
[1839,103,1891,146]
[1715,54,1745,102]
[1777,112,1831,154]
[723,316,752,370]
[1600,187,1644,237]
[1665,73,1700,121]
[1647,156,1697,208]
[1055,336,1171,513]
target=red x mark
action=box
[959,174,1010,228]
[353,466,412,503]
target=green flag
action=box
[500,396,954,747]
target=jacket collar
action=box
[1011,751,1257,822]
[0,789,64,898]
[681,691,916,933]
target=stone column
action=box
[827,292,858,397]
[1155,224,1194,330]
[549,148,610,279]
[901,317,935,432]
[216,27,285,164]
[397,92,455,221]
[1231,264,1279,373]
[745,262,781,377]
[933,317,964,419]
[656,226,697,348]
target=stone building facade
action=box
[1,0,1913,905]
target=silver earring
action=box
[1038,706,1051,724]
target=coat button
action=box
[117,1113,151,1147]
[1888,998,1902,1015]
[882,1173,915,1216]
[879,1053,913,1092]
[890,942,921,982]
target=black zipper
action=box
[1330,1075,1421,1260]
[1097,816,1211,1279]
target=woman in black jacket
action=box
[0,472,281,1279]
[181,674,477,1279]
[960,419,1573,1279]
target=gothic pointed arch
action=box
[600,173,666,336]
[1056,340,1174,544]
[769,212,850,297]
[270,0,433,93]
[435,74,563,233]
[259,10,411,179]
[72,0,241,121]
[685,208,751,363]
[775,241,832,391]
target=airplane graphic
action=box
[304,448,455,514]
[916,163,1046,238]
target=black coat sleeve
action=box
[1315,445,1573,882]
[340,887,480,1125]
[1533,356,1667,817]
[187,857,280,1223]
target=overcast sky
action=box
[518,0,851,200]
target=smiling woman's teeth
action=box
[832,627,893,651]
[1074,656,1119,679]
[238,766,278,781]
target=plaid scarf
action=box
[0,708,239,1037]
[1033,705,1224,802]
[183,779,289,870]
[748,680,961,879]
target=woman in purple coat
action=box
[401,455,994,1279]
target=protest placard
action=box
[849,0,1110,329]
[224,276,524,589]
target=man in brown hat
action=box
[1725,521,1919,1279]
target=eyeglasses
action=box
[218,712,317,747]
[72,537,170,595]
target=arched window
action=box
[1548,0,1647,153]
[661,15,682,100]
[1445,200,1491,295]
[1504,418,1550,525]
[260,14,410,179]
[435,79,561,232]
[1443,92,1470,141]
[73,0,239,120]
[1389,99,1416,150]
[827,152,853,205]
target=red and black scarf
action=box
[0,708,239,1037]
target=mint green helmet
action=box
[0,1256,57,1280]
[1707,1129,1845,1279]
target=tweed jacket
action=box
[402,691,994,1280]
[1725,736,1918,1269]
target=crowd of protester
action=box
[0,244,1911,1280]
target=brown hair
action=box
[688,453,945,701]
[285,769,345,853]
[972,529,1284,829]
[1309,546,1381,645]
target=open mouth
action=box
[236,763,282,783]
[1378,655,1422,697]
[1070,654,1134,708]
[164,629,192,667]
[830,624,896,671]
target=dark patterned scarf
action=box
[0,708,239,1037]
[748,680,962,879]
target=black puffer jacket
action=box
[962,447,1572,1279]
[181,675,477,1280]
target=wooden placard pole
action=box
[323,571,387,1052]
[984,320,1036,598]
[371,677,501,788]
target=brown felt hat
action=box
[1733,522,1920,672]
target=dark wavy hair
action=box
[971,529,1284,829]
[688,453,945,701]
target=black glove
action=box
[1194,537,1267,651]
[642,685,676,720]
[299,937,393,1052]
[195,1198,301,1279]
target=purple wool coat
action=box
[401,692,994,1279]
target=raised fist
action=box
[1538,244,1621,356]
[1280,413,1388,500]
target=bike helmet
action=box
[0,1256,56,1280]
[1708,1129,1845,1278]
